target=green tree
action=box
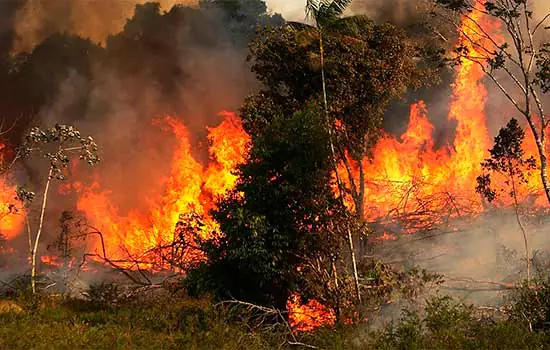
[187,105,345,312]
[302,0,363,302]
[476,118,536,283]
[17,124,99,293]
[243,12,439,216]
[241,9,440,303]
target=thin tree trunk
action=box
[347,225,361,302]
[331,259,341,322]
[25,215,32,264]
[537,138,550,206]
[31,166,53,294]
[319,29,361,303]
[511,174,530,284]
[358,161,365,221]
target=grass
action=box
[1,286,550,349]
[0,294,287,350]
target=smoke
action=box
[11,0,314,53]
[0,0,22,54]
[0,1,284,256]
[348,0,430,27]
[265,0,306,22]
[12,0,198,53]
[373,211,550,312]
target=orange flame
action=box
[74,112,249,265]
[287,293,336,332]
[0,144,23,241]
[335,4,544,226]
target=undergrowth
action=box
[1,279,550,349]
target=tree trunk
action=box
[358,161,365,221]
[26,216,32,264]
[318,29,361,304]
[347,224,361,303]
[509,164,530,284]
[31,166,53,294]
[537,140,550,206]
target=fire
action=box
[377,232,398,242]
[0,1,545,334]
[337,4,544,226]
[287,293,336,332]
[0,144,23,241]
[74,111,249,265]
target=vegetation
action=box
[15,124,99,293]
[2,280,550,349]
[187,105,346,312]
[0,0,550,348]
[476,118,537,283]
[434,0,550,205]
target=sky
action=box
[265,0,307,21]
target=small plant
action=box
[508,278,550,332]
[83,282,120,309]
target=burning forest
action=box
[0,0,550,348]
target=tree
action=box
[187,105,346,312]
[476,118,536,283]
[17,124,99,293]
[244,11,439,214]
[434,0,550,205]
[301,0,364,302]
[241,7,440,303]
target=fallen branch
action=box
[215,299,322,349]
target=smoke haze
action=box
[1,0,550,311]
[1,1,283,253]
[12,0,197,53]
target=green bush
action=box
[374,295,549,349]
[508,278,550,332]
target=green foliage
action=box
[0,294,288,350]
[187,105,344,310]
[305,0,353,26]
[2,290,550,349]
[375,295,549,349]
[508,278,550,332]
[476,118,536,202]
[244,16,439,158]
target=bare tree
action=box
[17,124,99,293]
[434,0,550,205]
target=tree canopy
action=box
[242,16,440,159]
